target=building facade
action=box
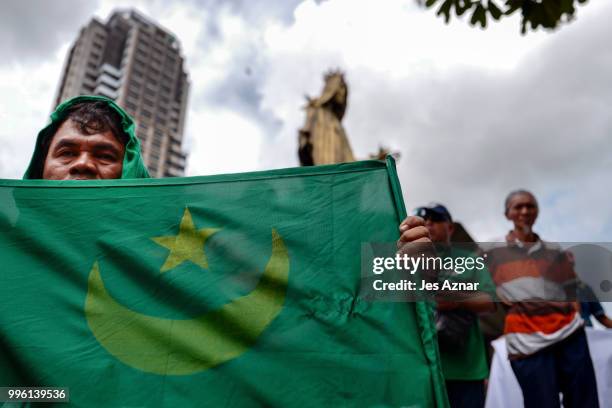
[55,9,190,177]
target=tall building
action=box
[55,9,189,177]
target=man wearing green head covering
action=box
[24,94,432,254]
[23,95,149,180]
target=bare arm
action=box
[596,314,612,329]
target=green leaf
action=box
[505,0,522,16]
[470,4,487,27]
[559,0,575,14]
[456,0,475,17]
[488,0,502,20]
[542,2,561,28]
[418,0,590,33]
[437,0,454,23]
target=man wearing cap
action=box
[413,204,495,408]
[486,190,598,407]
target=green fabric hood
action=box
[23,95,150,179]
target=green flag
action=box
[0,158,446,407]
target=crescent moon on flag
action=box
[84,229,289,375]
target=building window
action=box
[152,55,163,65]
[137,130,147,141]
[135,56,147,67]
[127,90,139,100]
[148,67,160,77]
[149,152,159,168]
[152,134,163,148]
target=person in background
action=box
[414,204,495,408]
[486,189,599,408]
[577,281,612,328]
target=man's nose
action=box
[69,153,97,177]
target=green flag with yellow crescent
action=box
[0,158,447,407]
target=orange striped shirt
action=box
[486,234,582,358]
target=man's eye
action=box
[99,154,117,161]
[60,151,76,157]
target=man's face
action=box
[424,219,454,244]
[506,193,538,231]
[42,119,125,180]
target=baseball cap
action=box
[412,203,453,223]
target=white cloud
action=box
[0,46,66,178]
[266,0,549,74]
[185,108,263,176]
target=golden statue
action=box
[298,70,355,166]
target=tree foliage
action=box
[419,0,589,34]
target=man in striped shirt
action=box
[486,190,598,408]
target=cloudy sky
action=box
[1,0,610,242]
